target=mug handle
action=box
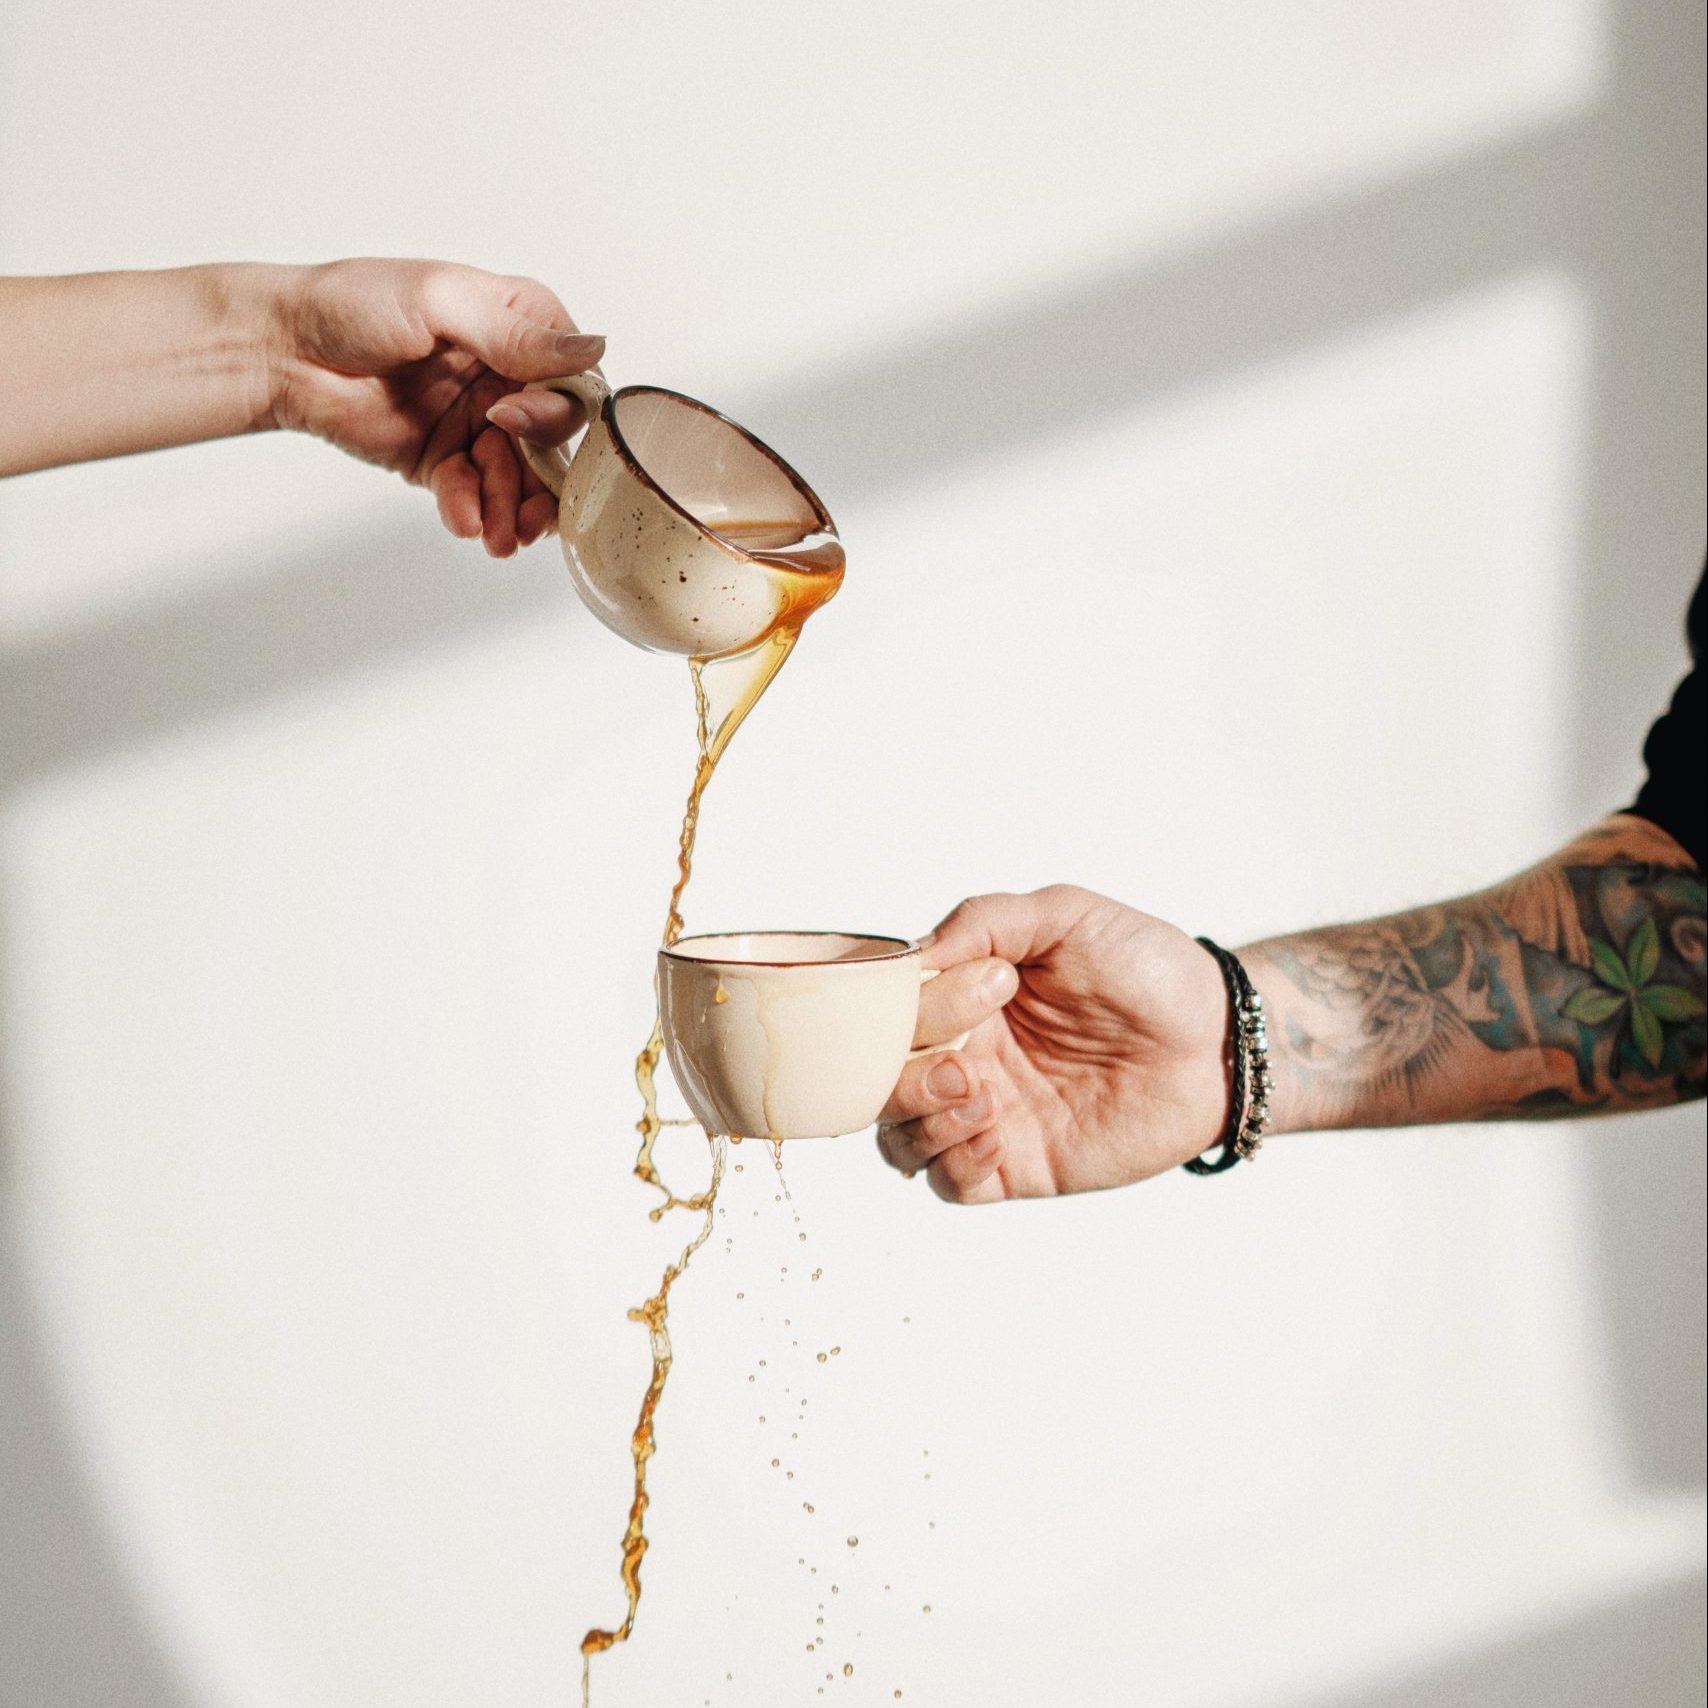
[515,372,612,499]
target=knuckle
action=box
[1033,882,1089,909]
[416,261,466,313]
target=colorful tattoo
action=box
[1244,815,1707,1130]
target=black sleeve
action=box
[1629,564,1706,869]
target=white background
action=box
[1,3,1703,1707]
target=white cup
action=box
[657,932,922,1140]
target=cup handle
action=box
[515,371,612,499]
[910,966,970,1058]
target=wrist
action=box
[1233,944,1307,1136]
[203,261,309,435]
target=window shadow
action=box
[0,1,1700,1701]
[1301,1571,1706,1708]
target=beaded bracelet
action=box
[1182,936,1271,1175]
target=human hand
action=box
[267,259,603,556]
[877,887,1233,1203]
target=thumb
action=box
[422,272,605,381]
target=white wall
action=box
[1,4,1702,1708]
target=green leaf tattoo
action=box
[1627,916,1661,987]
[1590,938,1632,990]
[1630,999,1665,1068]
[1645,985,1708,1022]
[1573,918,1704,1070]
[1563,987,1626,1025]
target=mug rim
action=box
[660,930,918,968]
[605,386,839,568]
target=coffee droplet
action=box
[803,1502,815,1514]
[846,1536,859,1548]
[844,1663,855,1678]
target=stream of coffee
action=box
[580,523,844,1704]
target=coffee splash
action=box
[580,522,843,1703]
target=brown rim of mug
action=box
[659,931,918,968]
[603,386,839,567]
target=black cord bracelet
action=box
[1182,937,1270,1175]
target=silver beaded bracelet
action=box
[1236,976,1271,1160]
[1183,937,1271,1174]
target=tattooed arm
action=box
[875,814,1704,1203]
[1242,813,1707,1132]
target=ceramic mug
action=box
[657,932,923,1140]
[515,374,840,660]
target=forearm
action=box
[1240,813,1706,1133]
[0,264,298,475]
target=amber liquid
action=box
[580,521,844,1704]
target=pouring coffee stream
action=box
[516,379,847,1699]
[578,632,816,1702]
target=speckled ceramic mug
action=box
[657,932,923,1141]
[516,374,839,659]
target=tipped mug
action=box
[516,374,841,659]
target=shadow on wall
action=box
[0,1213,189,1708]
[1581,1105,1708,1492]
[0,523,570,1708]
[0,0,1701,1703]
[1311,1571,1707,1708]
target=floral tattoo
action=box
[1244,815,1707,1128]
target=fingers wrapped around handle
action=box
[511,371,611,498]
[879,957,1017,1203]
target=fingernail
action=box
[925,1059,969,1101]
[982,963,1018,1005]
[953,1091,993,1128]
[553,330,604,354]
[486,403,529,432]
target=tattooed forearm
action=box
[1240,814,1707,1132]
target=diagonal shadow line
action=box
[0,7,1700,1700]
[732,115,1595,506]
[1,108,1596,797]
[0,513,581,795]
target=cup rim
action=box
[605,386,839,568]
[659,930,918,968]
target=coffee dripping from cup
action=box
[516,373,844,659]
